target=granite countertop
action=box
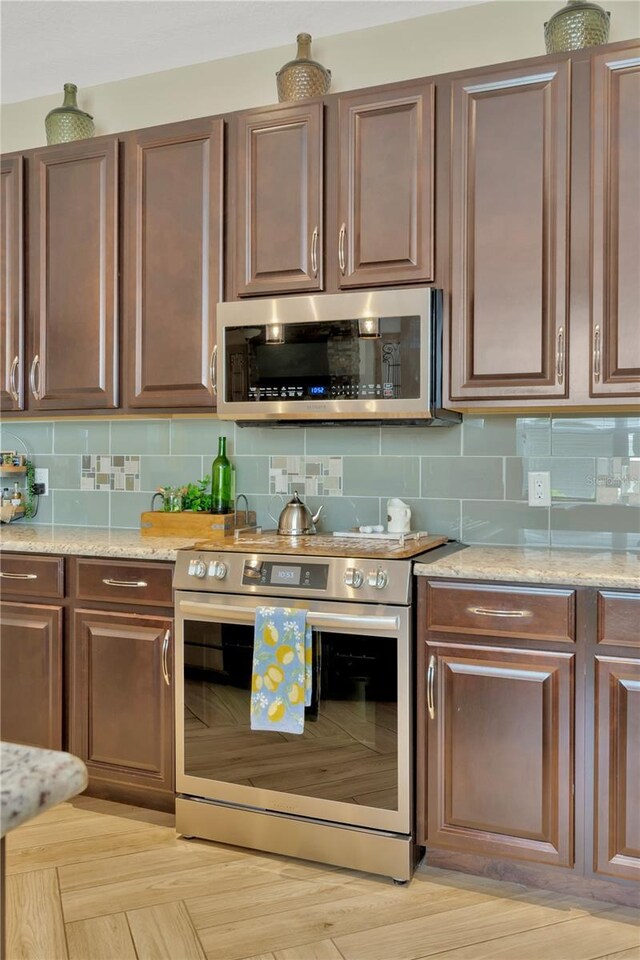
[1,742,88,837]
[0,525,195,561]
[414,546,640,589]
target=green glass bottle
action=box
[211,436,232,514]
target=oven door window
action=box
[182,619,399,812]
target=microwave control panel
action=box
[248,383,394,401]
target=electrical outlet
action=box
[528,471,551,507]
[34,468,49,497]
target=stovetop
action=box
[174,532,450,604]
[190,531,447,561]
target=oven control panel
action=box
[173,551,414,604]
[242,560,329,590]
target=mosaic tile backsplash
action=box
[1,415,639,550]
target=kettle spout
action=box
[311,504,324,525]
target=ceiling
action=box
[1,0,486,104]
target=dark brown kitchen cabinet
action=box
[0,601,63,749]
[233,101,323,296]
[590,44,640,398]
[0,154,24,412]
[124,117,224,408]
[449,60,570,401]
[423,640,574,867]
[336,82,434,287]
[70,608,174,803]
[29,136,118,410]
[594,656,640,881]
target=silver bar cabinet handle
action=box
[338,223,346,275]
[210,345,218,396]
[467,606,531,618]
[0,571,38,580]
[102,578,148,588]
[556,327,564,384]
[29,355,41,400]
[162,629,171,686]
[311,226,319,277]
[9,356,19,402]
[427,655,436,720]
[593,324,601,382]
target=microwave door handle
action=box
[178,600,399,633]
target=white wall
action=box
[2,0,639,152]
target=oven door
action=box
[175,591,411,834]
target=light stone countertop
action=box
[414,546,640,590]
[0,525,195,561]
[1,742,88,837]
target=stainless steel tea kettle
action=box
[271,490,323,536]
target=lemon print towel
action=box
[251,607,312,734]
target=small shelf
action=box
[0,465,27,475]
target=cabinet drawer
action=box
[0,554,64,598]
[74,559,173,607]
[597,591,640,648]
[426,581,575,643]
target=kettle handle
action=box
[268,493,286,525]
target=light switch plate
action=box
[528,471,551,507]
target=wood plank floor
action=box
[3,797,639,960]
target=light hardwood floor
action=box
[3,797,639,960]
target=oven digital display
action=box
[271,565,302,586]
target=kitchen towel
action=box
[250,606,312,734]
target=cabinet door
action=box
[594,656,640,880]
[0,155,23,412]
[124,118,223,408]
[70,610,174,794]
[29,137,118,410]
[337,83,434,287]
[234,102,323,296]
[450,61,570,401]
[0,601,62,749]
[425,642,574,866]
[591,46,640,397]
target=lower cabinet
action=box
[424,642,574,866]
[70,609,174,803]
[0,601,63,749]
[419,578,640,900]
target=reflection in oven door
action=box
[183,618,399,812]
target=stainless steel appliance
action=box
[216,287,460,425]
[174,533,446,881]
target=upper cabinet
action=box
[336,82,435,288]
[0,154,24,412]
[29,137,119,410]
[123,118,224,408]
[591,45,640,398]
[233,102,323,297]
[449,61,570,402]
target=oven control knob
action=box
[208,560,227,580]
[344,567,364,589]
[189,559,207,579]
[244,559,263,580]
[367,568,389,590]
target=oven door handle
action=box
[178,600,400,632]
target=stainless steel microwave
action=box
[216,288,460,425]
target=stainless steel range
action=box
[173,533,446,882]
